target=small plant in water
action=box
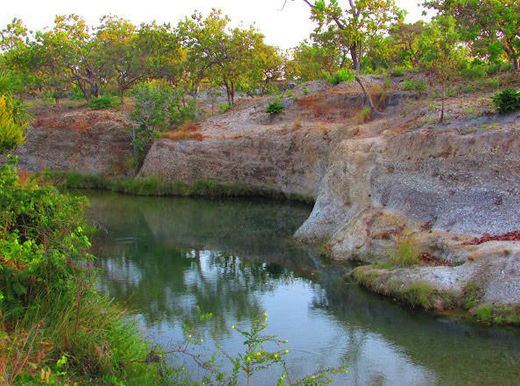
[166,311,347,385]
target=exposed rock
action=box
[9,108,133,175]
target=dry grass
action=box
[161,120,204,141]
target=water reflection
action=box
[87,192,520,386]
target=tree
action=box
[390,21,425,67]
[287,40,342,80]
[418,16,465,123]
[295,0,402,111]
[0,18,29,52]
[36,15,102,100]
[179,10,278,105]
[424,0,520,70]
[137,22,187,87]
[94,16,142,99]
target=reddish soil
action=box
[462,231,520,246]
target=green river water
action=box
[87,192,520,386]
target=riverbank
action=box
[45,171,315,204]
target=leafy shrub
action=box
[0,161,166,384]
[485,77,500,89]
[0,159,90,315]
[475,305,493,322]
[492,88,520,114]
[460,64,487,80]
[390,66,407,77]
[0,95,27,153]
[219,102,231,113]
[401,283,436,310]
[487,61,513,75]
[326,69,355,85]
[87,95,121,109]
[266,99,285,115]
[402,78,428,93]
[130,81,197,157]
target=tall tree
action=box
[94,16,143,99]
[36,15,102,100]
[295,0,402,111]
[424,0,520,70]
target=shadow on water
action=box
[86,191,520,386]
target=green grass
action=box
[389,236,421,267]
[11,289,166,385]
[401,282,437,310]
[44,171,315,204]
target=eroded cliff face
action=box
[294,106,520,314]
[10,108,133,175]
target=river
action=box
[86,192,520,386]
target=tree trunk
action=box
[440,83,446,124]
[513,58,519,71]
[350,44,380,113]
[224,81,231,106]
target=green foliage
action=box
[266,99,285,115]
[492,88,520,114]
[463,281,483,310]
[460,64,487,80]
[0,161,166,385]
[287,41,342,81]
[0,159,90,317]
[0,70,25,95]
[475,305,493,322]
[86,95,121,109]
[0,95,28,153]
[219,102,231,113]
[390,66,407,77]
[401,282,436,310]
[389,235,421,267]
[402,78,428,93]
[325,69,355,85]
[423,0,520,69]
[130,81,196,157]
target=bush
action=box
[402,78,428,93]
[492,88,520,114]
[325,69,355,85]
[0,95,27,153]
[390,66,407,77]
[130,81,197,157]
[266,99,285,115]
[219,102,231,113]
[460,64,487,80]
[87,96,121,109]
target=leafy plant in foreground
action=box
[492,88,520,114]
